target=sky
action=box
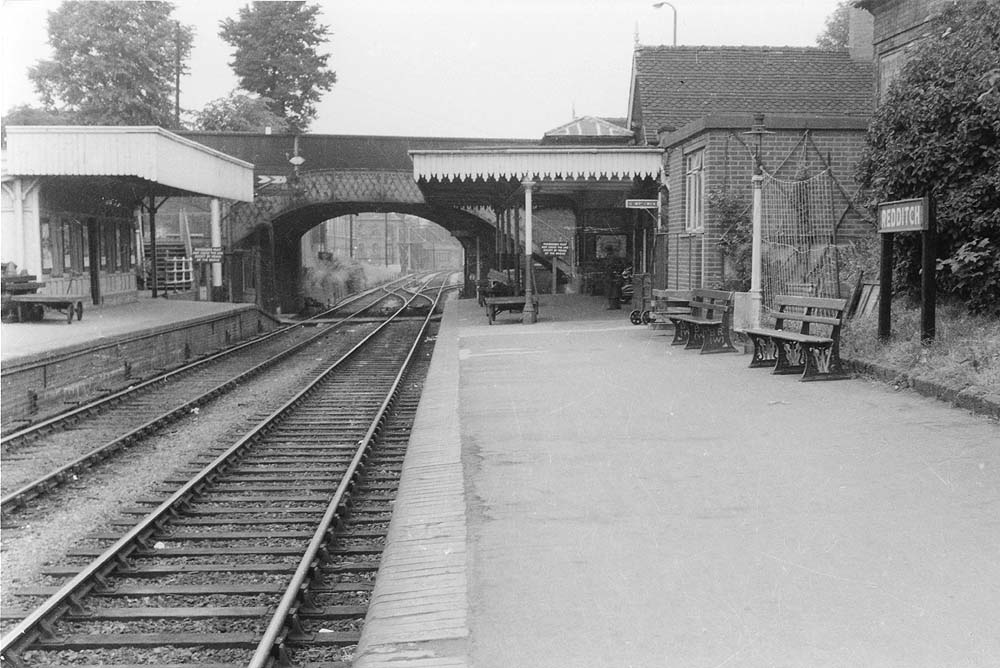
[1,0,845,139]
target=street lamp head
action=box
[651,2,677,46]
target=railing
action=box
[164,257,193,291]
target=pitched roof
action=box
[541,116,633,145]
[629,46,874,144]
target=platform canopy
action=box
[4,126,254,202]
[409,146,663,208]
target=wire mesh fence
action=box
[760,168,840,310]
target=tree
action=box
[28,1,192,127]
[193,92,291,133]
[858,0,1000,315]
[2,104,78,126]
[816,1,851,49]
[219,2,336,132]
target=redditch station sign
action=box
[876,196,936,343]
[878,197,928,233]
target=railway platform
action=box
[1,294,274,428]
[355,293,1000,668]
[0,293,259,364]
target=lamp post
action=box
[743,113,773,329]
[652,1,677,46]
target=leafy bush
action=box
[709,188,752,291]
[857,0,1000,315]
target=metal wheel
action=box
[629,310,642,325]
[75,301,83,321]
[641,310,652,324]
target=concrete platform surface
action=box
[1,295,254,363]
[355,293,1000,668]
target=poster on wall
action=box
[40,220,53,271]
[595,234,626,258]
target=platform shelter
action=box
[410,144,663,321]
[2,126,254,306]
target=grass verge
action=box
[841,300,1000,414]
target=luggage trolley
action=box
[628,272,653,325]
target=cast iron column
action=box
[522,179,537,323]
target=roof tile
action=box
[632,46,874,144]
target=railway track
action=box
[1,275,422,442]
[0,278,449,666]
[0,274,446,515]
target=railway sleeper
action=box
[32,630,260,649]
[88,529,317,541]
[43,561,378,579]
[109,516,320,527]
[67,605,271,619]
[68,545,304,558]
[119,505,327,515]
[284,629,362,646]
[44,563,297,577]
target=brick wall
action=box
[661,124,874,290]
[1,307,278,427]
[868,0,950,99]
[870,0,949,51]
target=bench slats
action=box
[764,309,843,327]
[746,295,847,381]
[671,315,722,326]
[689,288,733,303]
[744,328,832,345]
[772,294,846,311]
[667,288,736,354]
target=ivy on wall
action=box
[858,0,1000,315]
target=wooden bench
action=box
[744,295,848,381]
[668,288,737,354]
[645,289,691,328]
[485,295,539,325]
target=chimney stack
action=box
[848,6,874,61]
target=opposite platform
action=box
[0,294,260,364]
[1,295,275,428]
[355,293,1000,668]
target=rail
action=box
[0,276,449,663]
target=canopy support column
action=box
[210,198,223,298]
[514,206,522,293]
[522,179,536,324]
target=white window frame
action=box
[684,149,705,233]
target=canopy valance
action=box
[410,147,662,183]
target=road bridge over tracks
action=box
[181,132,661,314]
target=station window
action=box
[40,214,135,277]
[685,149,705,233]
[40,218,54,274]
[62,220,74,273]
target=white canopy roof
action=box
[4,126,254,202]
[410,146,662,183]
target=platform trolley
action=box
[628,273,653,325]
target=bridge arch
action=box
[226,169,498,312]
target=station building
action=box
[627,42,876,293]
[3,18,882,314]
[1,126,253,306]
